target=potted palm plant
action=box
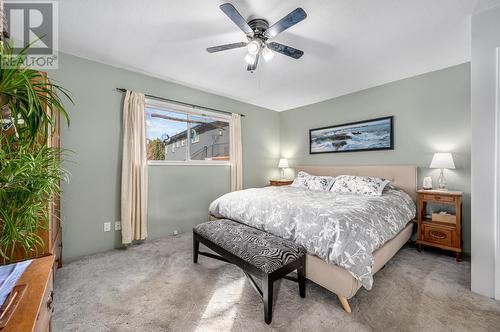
[0,40,72,262]
[0,42,70,142]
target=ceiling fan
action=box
[207,3,307,72]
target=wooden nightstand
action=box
[269,179,293,186]
[416,189,463,261]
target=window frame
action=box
[146,98,232,166]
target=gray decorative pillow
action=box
[330,175,390,196]
[291,171,335,191]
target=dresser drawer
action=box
[422,225,454,247]
[422,194,455,203]
[34,272,53,332]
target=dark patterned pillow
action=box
[291,171,335,191]
[330,175,390,196]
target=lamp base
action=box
[437,169,447,190]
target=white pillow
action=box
[330,175,390,196]
[291,171,335,191]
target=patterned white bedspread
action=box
[209,185,415,289]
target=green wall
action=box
[279,63,471,253]
[49,54,280,261]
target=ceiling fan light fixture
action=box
[247,40,261,55]
[245,53,256,64]
[261,45,274,62]
[208,4,307,71]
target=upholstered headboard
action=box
[296,165,417,201]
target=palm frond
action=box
[1,40,73,143]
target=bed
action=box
[209,165,417,313]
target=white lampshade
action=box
[429,153,455,169]
[278,158,289,169]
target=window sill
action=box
[148,161,231,166]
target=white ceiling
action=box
[59,0,494,111]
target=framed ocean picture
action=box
[309,116,394,154]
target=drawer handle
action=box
[430,230,446,239]
[47,290,54,313]
[435,196,441,200]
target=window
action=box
[145,99,231,164]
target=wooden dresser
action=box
[416,189,463,261]
[2,255,54,332]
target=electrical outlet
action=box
[173,230,178,235]
[114,221,121,231]
[104,222,111,232]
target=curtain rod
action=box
[115,88,245,117]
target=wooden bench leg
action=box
[337,295,352,313]
[193,236,199,263]
[263,275,273,325]
[298,257,306,298]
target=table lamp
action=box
[429,152,455,190]
[278,158,289,179]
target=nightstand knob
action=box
[47,290,54,312]
[430,230,446,240]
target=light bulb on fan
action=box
[247,40,261,55]
[245,53,256,64]
[261,45,274,62]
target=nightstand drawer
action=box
[422,225,453,247]
[422,194,455,203]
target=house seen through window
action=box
[145,99,230,163]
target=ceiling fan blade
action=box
[264,8,307,39]
[207,42,247,53]
[268,42,304,59]
[247,54,259,72]
[220,3,253,36]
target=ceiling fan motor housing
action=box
[248,18,269,39]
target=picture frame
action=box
[309,116,394,154]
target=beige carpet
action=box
[53,232,500,331]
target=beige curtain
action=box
[230,113,243,191]
[121,90,148,244]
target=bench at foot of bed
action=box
[193,219,306,325]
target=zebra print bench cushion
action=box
[193,219,306,274]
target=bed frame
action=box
[295,165,417,313]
